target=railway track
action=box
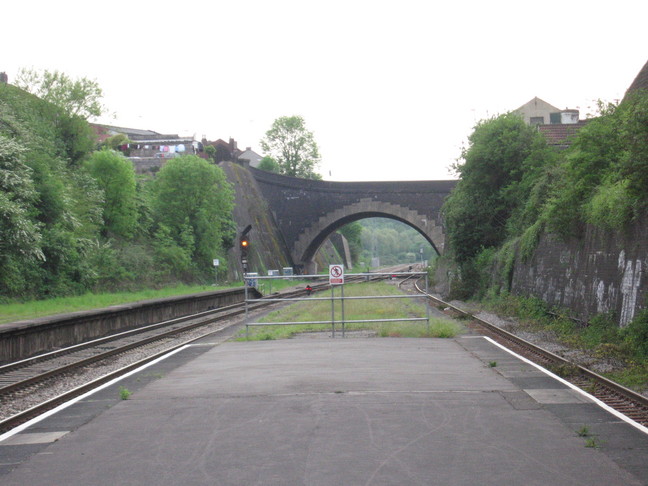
[0,283,330,434]
[0,272,399,434]
[408,278,648,428]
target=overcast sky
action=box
[3,0,646,181]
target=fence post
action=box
[331,285,336,338]
[244,282,249,339]
[425,272,430,334]
[341,284,346,338]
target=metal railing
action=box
[244,272,430,338]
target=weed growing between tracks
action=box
[238,282,463,341]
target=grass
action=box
[481,292,648,394]
[576,425,590,437]
[119,386,132,400]
[585,436,600,448]
[239,281,463,341]
[0,283,236,325]
[602,362,648,392]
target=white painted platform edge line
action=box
[0,345,192,443]
[482,336,648,436]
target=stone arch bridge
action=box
[248,167,456,273]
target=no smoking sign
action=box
[329,264,345,285]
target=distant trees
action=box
[260,116,321,179]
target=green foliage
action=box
[0,134,43,263]
[260,115,321,179]
[338,221,363,265]
[257,155,281,173]
[15,68,105,119]
[584,178,635,230]
[119,386,132,400]
[519,220,544,262]
[151,156,235,279]
[0,76,239,300]
[356,218,435,266]
[204,144,216,161]
[442,91,648,301]
[100,133,130,151]
[542,93,648,237]
[0,83,104,297]
[623,309,648,358]
[84,150,138,238]
[444,113,550,263]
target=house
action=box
[91,124,263,171]
[201,137,241,163]
[536,120,589,150]
[514,97,587,149]
[92,124,199,158]
[238,147,263,168]
[514,97,562,125]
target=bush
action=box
[623,309,648,358]
[585,179,635,230]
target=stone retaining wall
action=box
[511,217,647,326]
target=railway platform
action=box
[1,334,647,485]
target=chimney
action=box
[560,109,579,124]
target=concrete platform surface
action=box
[1,336,647,485]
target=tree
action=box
[338,221,363,265]
[15,68,106,119]
[257,155,281,174]
[0,135,44,293]
[260,116,321,179]
[443,113,551,263]
[151,156,235,277]
[84,150,138,238]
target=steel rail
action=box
[0,286,316,397]
[411,279,648,419]
[0,269,405,434]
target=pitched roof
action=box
[537,120,589,147]
[514,96,561,114]
[625,59,648,96]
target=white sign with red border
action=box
[329,264,344,285]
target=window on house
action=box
[530,116,544,125]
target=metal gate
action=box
[243,271,430,338]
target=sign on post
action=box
[329,264,344,285]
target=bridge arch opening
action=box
[312,215,439,273]
[295,199,445,273]
[305,212,439,263]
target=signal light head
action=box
[240,239,249,247]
